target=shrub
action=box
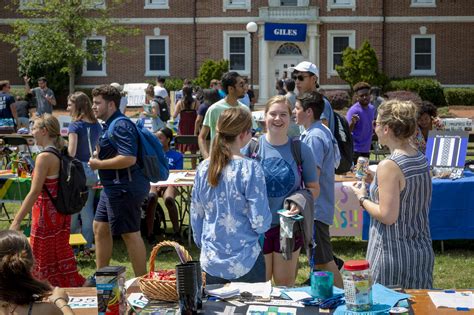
[335,40,388,91]
[385,90,422,106]
[164,78,184,92]
[387,78,446,106]
[444,88,474,106]
[322,90,350,110]
[194,59,229,88]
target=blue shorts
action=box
[95,186,148,236]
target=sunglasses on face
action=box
[292,74,312,81]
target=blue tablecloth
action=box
[363,170,474,240]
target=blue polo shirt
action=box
[98,110,148,189]
[300,121,336,226]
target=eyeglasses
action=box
[292,74,312,81]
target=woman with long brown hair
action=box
[190,107,271,285]
[10,114,85,287]
[67,92,101,250]
[0,230,75,314]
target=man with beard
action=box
[198,71,255,158]
[346,82,376,164]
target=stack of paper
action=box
[205,284,240,299]
[428,291,474,309]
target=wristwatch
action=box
[359,196,369,207]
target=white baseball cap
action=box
[288,61,319,78]
[110,82,123,92]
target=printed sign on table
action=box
[123,83,148,107]
[330,181,363,237]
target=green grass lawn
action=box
[1,204,473,289]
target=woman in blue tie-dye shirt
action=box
[191,107,272,284]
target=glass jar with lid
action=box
[342,260,373,311]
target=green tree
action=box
[194,59,229,88]
[0,0,139,94]
[336,40,387,92]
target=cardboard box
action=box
[96,266,127,315]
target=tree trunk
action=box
[68,63,75,95]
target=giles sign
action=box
[264,23,307,42]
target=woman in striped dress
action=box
[351,100,434,289]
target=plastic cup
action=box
[310,270,334,300]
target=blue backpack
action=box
[107,117,169,182]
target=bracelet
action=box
[59,304,71,310]
[53,297,68,306]
[359,196,370,207]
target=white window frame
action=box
[82,36,107,77]
[327,30,356,77]
[223,0,251,12]
[327,0,356,11]
[411,34,436,76]
[223,31,250,76]
[144,0,169,9]
[145,36,170,77]
[410,0,436,8]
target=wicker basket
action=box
[138,240,193,302]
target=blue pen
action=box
[456,307,470,311]
[444,290,456,293]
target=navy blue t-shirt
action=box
[98,111,148,188]
[68,120,102,162]
[0,92,15,119]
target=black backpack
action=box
[333,112,353,174]
[42,147,88,215]
[153,96,170,122]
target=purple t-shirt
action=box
[346,102,376,153]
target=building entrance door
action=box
[273,43,304,82]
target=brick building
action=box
[1,0,473,103]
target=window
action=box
[411,35,435,76]
[83,37,106,77]
[145,36,169,76]
[223,0,250,12]
[144,0,169,9]
[327,0,356,11]
[327,30,355,76]
[411,0,436,7]
[281,0,298,5]
[224,32,250,75]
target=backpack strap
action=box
[106,116,135,182]
[290,138,304,189]
[39,147,61,209]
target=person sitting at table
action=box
[144,127,184,242]
[411,100,444,154]
[10,114,85,287]
[67,91,102,251]
[0,230,75,315]
[245,95,319,287]
[191,107,272,285]
[351,99,434,289]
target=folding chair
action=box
[174,135,202,168]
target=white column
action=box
[258,27,269,104]
[308,24,318,66]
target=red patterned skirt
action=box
[30,177,85,287]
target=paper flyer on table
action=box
[428,291,474,309]
[68,296,97,309]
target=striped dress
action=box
[367,151,434,289]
